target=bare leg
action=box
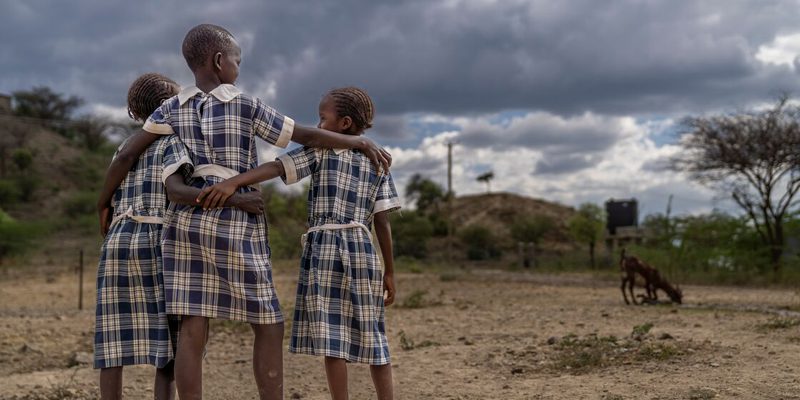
[251,322,284,400]
[370,364,393,400]
[324,357,348,400]
[100,367,123,400]
[620,278,629,305]
[628,279,637,305]
[154,360,176,400]
[175,316,208,400]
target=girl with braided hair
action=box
[95,73,264,399]
[197,86,400,399]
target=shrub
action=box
[0,180,21,207]
[0,211,40,264]
[390,212,433,259]
[459,224,501,260]
[11,148,34,171]
[14,175,40,201]
[63,191,99,217]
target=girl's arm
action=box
[194,161,284,209]
[96,130,161,235]
[374,211,396,306]
[164,173,264,214]
[291,125,391,171]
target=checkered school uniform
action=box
[278,146,401,365]
[94,135,192,369]
[143,84,293,324]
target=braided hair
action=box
[127,73,179,122]
[182,24,236,71]
[326,87,375,133]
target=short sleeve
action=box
[142,98,175,135]
[253,98,294,148]
[276,146,318,185]
[161,136,194,184]
[374,172,401,214]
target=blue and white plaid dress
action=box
[278,146,401,365]
[144,84,293,324]
[94,135,192,369]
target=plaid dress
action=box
[278,146,401,365]
[94,135,192,369]
[144,84,293,324]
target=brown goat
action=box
[620,249,682,305]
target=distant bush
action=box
[63,191,98,217]
[0,211,41,264]
[0,180,21,207]
[268,222,306,260]
[14,175,40,201]
[390,212,433,259]
[459,224,501,260]
[11,148,34,171]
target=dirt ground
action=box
[1,263,799,400]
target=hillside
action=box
[0,117,114,268]
[428,192,578,257]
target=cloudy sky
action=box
[3,0,800,216]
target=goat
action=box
[620,249,682,305]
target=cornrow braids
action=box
[127,73,179,122]
[182,24,236,71]
[326,87,375,132]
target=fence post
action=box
[78,249,84,310]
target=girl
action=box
[197,87,401,400]
[95,73,264,399]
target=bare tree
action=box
[672,95,800,272]
[477,171,494,193]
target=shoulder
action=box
[158,95,181,112]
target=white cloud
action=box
[756,32,800,69]
[386,111,717,216]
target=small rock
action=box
[463,339,474,345]
[601,312,610,318]
[19,343,41,353]
[502,384,511,389]
[69,351,93,366]
[658,333,674,340]
[457,336,466,341]
[547,337,558,345]
[511,367,524,374]
[710,362,720,367]
[670,309,678,314]
[290,393,303,399]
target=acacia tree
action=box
[477,171,494,193]
[671,95,800,272]
[12,86,83,122]
[567,203,605,269]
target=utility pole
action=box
[447,142,454,262]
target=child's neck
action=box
[194,73,228,93]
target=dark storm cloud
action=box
[2,0,800,132]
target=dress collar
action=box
[177,84,242,105]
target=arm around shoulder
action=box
[96,130,161,210]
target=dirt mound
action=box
[449,192,576,247]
